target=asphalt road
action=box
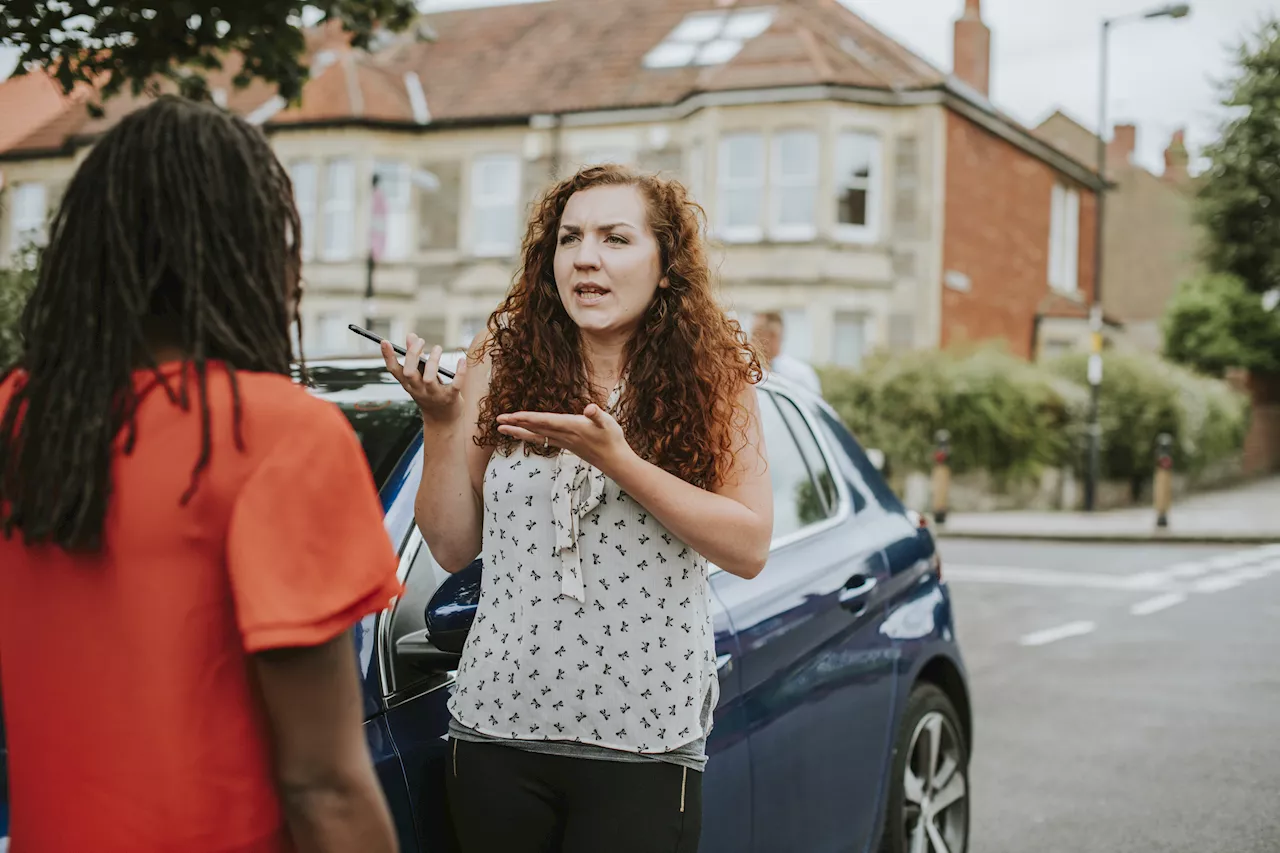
[937,539,1280,853]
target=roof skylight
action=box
[643,7,777,70]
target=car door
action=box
[371,436,462,853]
[710,388,900,853]
[700,581,753,853]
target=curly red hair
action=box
[475,164,763,490]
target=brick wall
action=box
[940,110,1098,358]
[1231,370,1280,476]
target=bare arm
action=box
[254,632,398,853]
[498,384,773,579]
[609,384,772,578]
[383,333,494,573]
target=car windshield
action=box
[337,400,422,487]
[301,362,422,488]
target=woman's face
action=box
[553,184,667,341]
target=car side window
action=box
[758,391,835,541]
[774,394,839,516]
[387,537,454,694]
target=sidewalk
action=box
[935,476,1280,544]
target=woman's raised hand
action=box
[381,334,470,425]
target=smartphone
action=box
[348,324,456,380]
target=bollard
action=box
[1153,433,1174,528]
[931,429,951,525]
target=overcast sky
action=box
[3,0,1276,172]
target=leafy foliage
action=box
[1162,272,1280,376]
[0,1,423,109]
[0,262,36,372]
[1196,17,1280,294]
[818,344,1086,483]
[818,346,1248,488]
[1045,351,1248,484]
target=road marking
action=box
[1019,621,1096,647]
[945,565,1163,591]
[1165,562,1211,579]
[1191,574,1243,594]
[1130,592,1186,616]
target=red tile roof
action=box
[378,0,945,122]
[0,0,1087,189]
[0,69,87,155]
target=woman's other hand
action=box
[382,334,469,425]
[497,404,634,474]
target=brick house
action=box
[1035,111,1202,354]
[0,0,1099,365]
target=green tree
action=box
[1,1,425,109]
[1197,17,1280,294]
[1163,272,1280,377]
[0,262,36,372]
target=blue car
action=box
[0,359,971,853]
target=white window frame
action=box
[577,149,635,168]
[832,311,873,369]
[320,159,356,262]
[9,183,48,252]
[834,131,882,244]
[770,130,819,242]
[289,162,318,261]
[687,142,706,204]
[456,315,489,349]
[313,311,352,357]
[374,160,413,262]
[717,133,765,243]
[469,153,521,258]
[781,307,812,362]
[1048,183,1080,294]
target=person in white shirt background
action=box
[750,311,822,396]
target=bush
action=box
[0,264,36,372]
[1162,272,1280,376]
[1044,350,1248,484]
[819,345,1249,492]
[819,344,1086,483]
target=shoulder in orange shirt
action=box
[0,362,401,853]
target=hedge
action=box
[818,345,1249,487]
[817,344,1086,485]
[1046,351,1250,484]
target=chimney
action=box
[1164,129,1189,184]
[953,0,991,98]
[1108,123,1137,169]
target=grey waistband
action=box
[448,717,708,773]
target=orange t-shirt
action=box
[0,362,402,852]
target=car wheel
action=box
[878,683,969,853]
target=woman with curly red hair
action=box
[382,164,773,852]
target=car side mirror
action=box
[394,558,482,672]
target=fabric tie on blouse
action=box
[550,382,623,603]
[552,453,607,602]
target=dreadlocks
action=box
[0,95,304,552]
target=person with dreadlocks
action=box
[0,96,401,853]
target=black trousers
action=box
[446,738,703,853]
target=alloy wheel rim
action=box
[902,710,968,853]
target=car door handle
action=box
[716,653,734,674]
[838,574,878,612]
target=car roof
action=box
[300,356,791,402]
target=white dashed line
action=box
[1165,562,1212,579]
[1130,592,1187,616]
[1191,574,1243,594]
[1019,621,1097,647]
[944,565,1160,591]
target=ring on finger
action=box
[543,435,548,449]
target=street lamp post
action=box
[1085,2,1191,512]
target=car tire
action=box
[877,683,970,853]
